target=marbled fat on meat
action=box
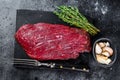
[15,23,91,60]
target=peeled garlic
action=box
[96,55,111,64]
[95,41,113,65]
[96,55,108,60]
[101,51,110,57]
[105,42,110,47]
[103,47,113,56]
[99,42,105,48]
[105,58,112,64]
[96,55,108,64]
[95,44,102,54]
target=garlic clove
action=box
[96,55,108,64]
[101,51,110,57]
[105,42,110,47]
[105,58,112,64]
[96,55,108,60]
[95,44,102,54]
[96,55,111,65]
[103,47,113,56]
[99,42,105,48]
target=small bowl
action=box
[92,38,117,68]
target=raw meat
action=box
[15,23,91,60]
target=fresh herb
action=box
[54,6,100,36]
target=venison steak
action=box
[15,23,91,60]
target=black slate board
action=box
[14,10,90,72]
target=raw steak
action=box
[15,23,91,60]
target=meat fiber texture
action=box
[15,23,91,60]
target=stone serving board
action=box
[14,10,90,72]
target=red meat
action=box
[15,23,91,60]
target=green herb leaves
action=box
[54,6,100,36]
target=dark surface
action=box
[0,0,120,80]
[14,10,90,71]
